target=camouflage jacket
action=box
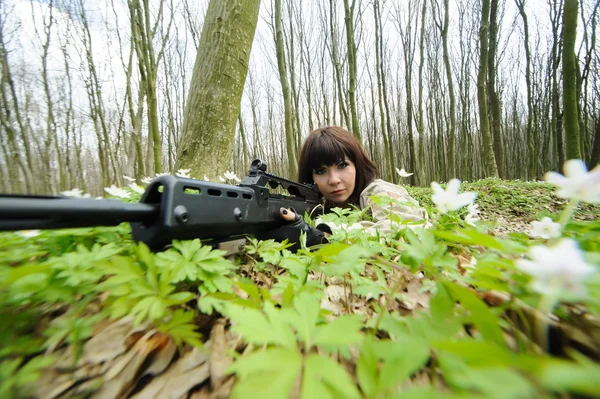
[358,179,429,235]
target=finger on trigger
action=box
[280,207,296,221]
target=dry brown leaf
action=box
[209,319,232,390]
[91,330,177,399]
[130,347,210,399]
[398,277,429,311]
[81,317,135,365]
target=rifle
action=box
[0,159,322,252]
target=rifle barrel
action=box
[0,195,158,231]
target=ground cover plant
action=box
[1,162,599,399]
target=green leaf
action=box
[285,292,320,347]
[225,303,297,350]
[377,336,430,393]
[443,281,505,347]
[301,354,361,399]
[312,314,363,348]
[356,337,379,399]
[389,387,483,399]
[158,310,203,347]
[430,282,454,321]
[536,355,600,396]
[228,348,302,399]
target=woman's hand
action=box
[280,207,297,222]
[260,207,329,251]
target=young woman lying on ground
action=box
[273,126,428,249]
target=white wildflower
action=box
[467,203,480,216]
[176,168,191,178]
[516,239,596,296]
[61,188,85,197]
[128,182,145,194]
[155,172,169,178]
[395,167,414,178]
[529,217,561,239]
[465,213,479,226]
[122,175,136,183]
[104,185,131,199]
[224,171,241,183]
[431,179,477,214]
[218,176,226,183]
[544,159,600,203]
[465,203,480,226]
[141,176,153,184]
[203,175,210,181]
[17,230,41,238]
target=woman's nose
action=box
[328,171,341,185]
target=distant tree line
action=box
[0,0,598,195]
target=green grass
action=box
[406,178,600,224]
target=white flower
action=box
[218,176,226,183]
[61,188,85,197]
[122,175,136,183]
[17,230,41,238]
[544,159,600,203]
[203,175,210,181]
[530,217,561,239]
[395,167,414,178]
[465,213,479,226]
[516,239,596,296]
[224,171,241,183]
[141,176,153,184]
[104,185,131,199]
[467,203,480,216]
[128,182,145,194]
[465,203,480,226]
[155,172,169,178]
[431,179,477,214]
[176,168,191,178]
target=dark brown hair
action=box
[297,126,378,205]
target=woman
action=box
[279,126,427,246]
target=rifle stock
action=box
[0,160,322,251]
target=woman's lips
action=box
[330,189,345,196]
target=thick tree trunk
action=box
[176,0,261,179]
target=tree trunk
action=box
[515,0,536,179]
[487,0,505,178]
[416,0,427,184]
[374,0,394,182]
[176,0,261,179]
[343,0,361,140]
[477,0,499,177]
[273,0,297,177]
[562,0,581,160]
[437,0,456,179]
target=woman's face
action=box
[312,158,356,206]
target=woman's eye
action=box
[314,168,326,175]
[338,161,348,169]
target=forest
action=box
[0,0,599,195]
[1,0,600,398]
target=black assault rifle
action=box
[0,159,322,252]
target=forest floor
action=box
[5,178,600,399]
[407,178,600,236]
